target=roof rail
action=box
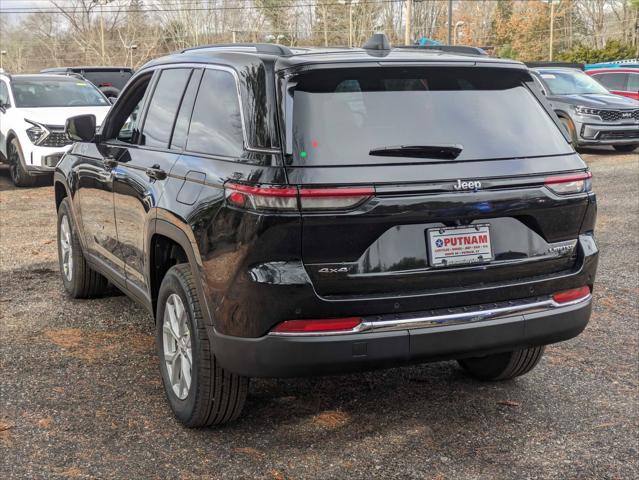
[180,43,293,56]
[525,62,584,70]
[397,45,488,56]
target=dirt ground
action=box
[0,148,637,479]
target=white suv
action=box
[0,73,111,186]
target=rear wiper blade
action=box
[369,144,463,160]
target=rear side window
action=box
[287,67,573,166]
[142,68,191,148]
[593,72,628,91]
[186,69,244,158]
[170,69,203,150]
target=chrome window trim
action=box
[268,294,592,337]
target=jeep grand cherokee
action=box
[53,35,598,427]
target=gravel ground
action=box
[1,149,637,479]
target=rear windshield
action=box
[286,67,572,166]
[12,77,109,108]
[80,70,133,91]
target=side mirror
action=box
[0,102,9,112]
[65,114,96,142]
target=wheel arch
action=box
[147,217,211,326]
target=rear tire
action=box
[57,198,108,298]
[157,264,248,427]
[613,144,637,153]
[8,138,36,188]
[458,346,545,381]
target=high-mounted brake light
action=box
[552,286,591,304]
[225,182,374,212]
[544,171,592,195]
[271,317,363,334]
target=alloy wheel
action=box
[8,142,19,184]
[59,215,73,281]
[162,293,193,400]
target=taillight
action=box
[545,171,592,195]
[271,317,362,334]
[552,286,591,304]
[225,182,374,212]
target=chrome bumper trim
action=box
[268,294,592,337]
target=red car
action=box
[587,68,639,101]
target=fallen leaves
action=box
[310,410,350,429]
[44,328,153,362]
[233,447,266,460]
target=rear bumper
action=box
[212,295,592,378]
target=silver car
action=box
[531,67,639,152]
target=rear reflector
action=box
[225,182,374,212]
[552,286,591,304]
[271,317,362,334]
[545,171,592,195]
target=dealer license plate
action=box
[427,225,493,267]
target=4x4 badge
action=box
[453,179,482,191]
[318,267,349,274]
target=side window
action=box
[141,68,191,148]
[186,69,244,158]
[593,72,627,91]
[627,73,639,92]
[0,81,9,107]
[118,103,142,143]
[106,73,152,144]
[170,69,203,150]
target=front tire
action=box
[559,117,580,149]
[8,138,36,187]
[458,346,545,381]
[57,198,108,298]
[157,264,248,427]
[613,144,637,153]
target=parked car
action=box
[0,73,111,186]
[54,36,598,427]
[531,67,639,152]
[586,67,639,101]
[40,66,134,100]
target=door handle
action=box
[104,157,118,169]
[146,164,167,181]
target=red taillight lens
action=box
[298,187,374,210]
[225,183,298,210]
[271,317,362,334]
[225,182,374,212]
[545,171,592,195]
[552,286,591,304]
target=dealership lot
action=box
[0,149,637,479]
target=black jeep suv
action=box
[54,35,598,427]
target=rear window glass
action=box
[80,70,133,91]
[286,67,572,166]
